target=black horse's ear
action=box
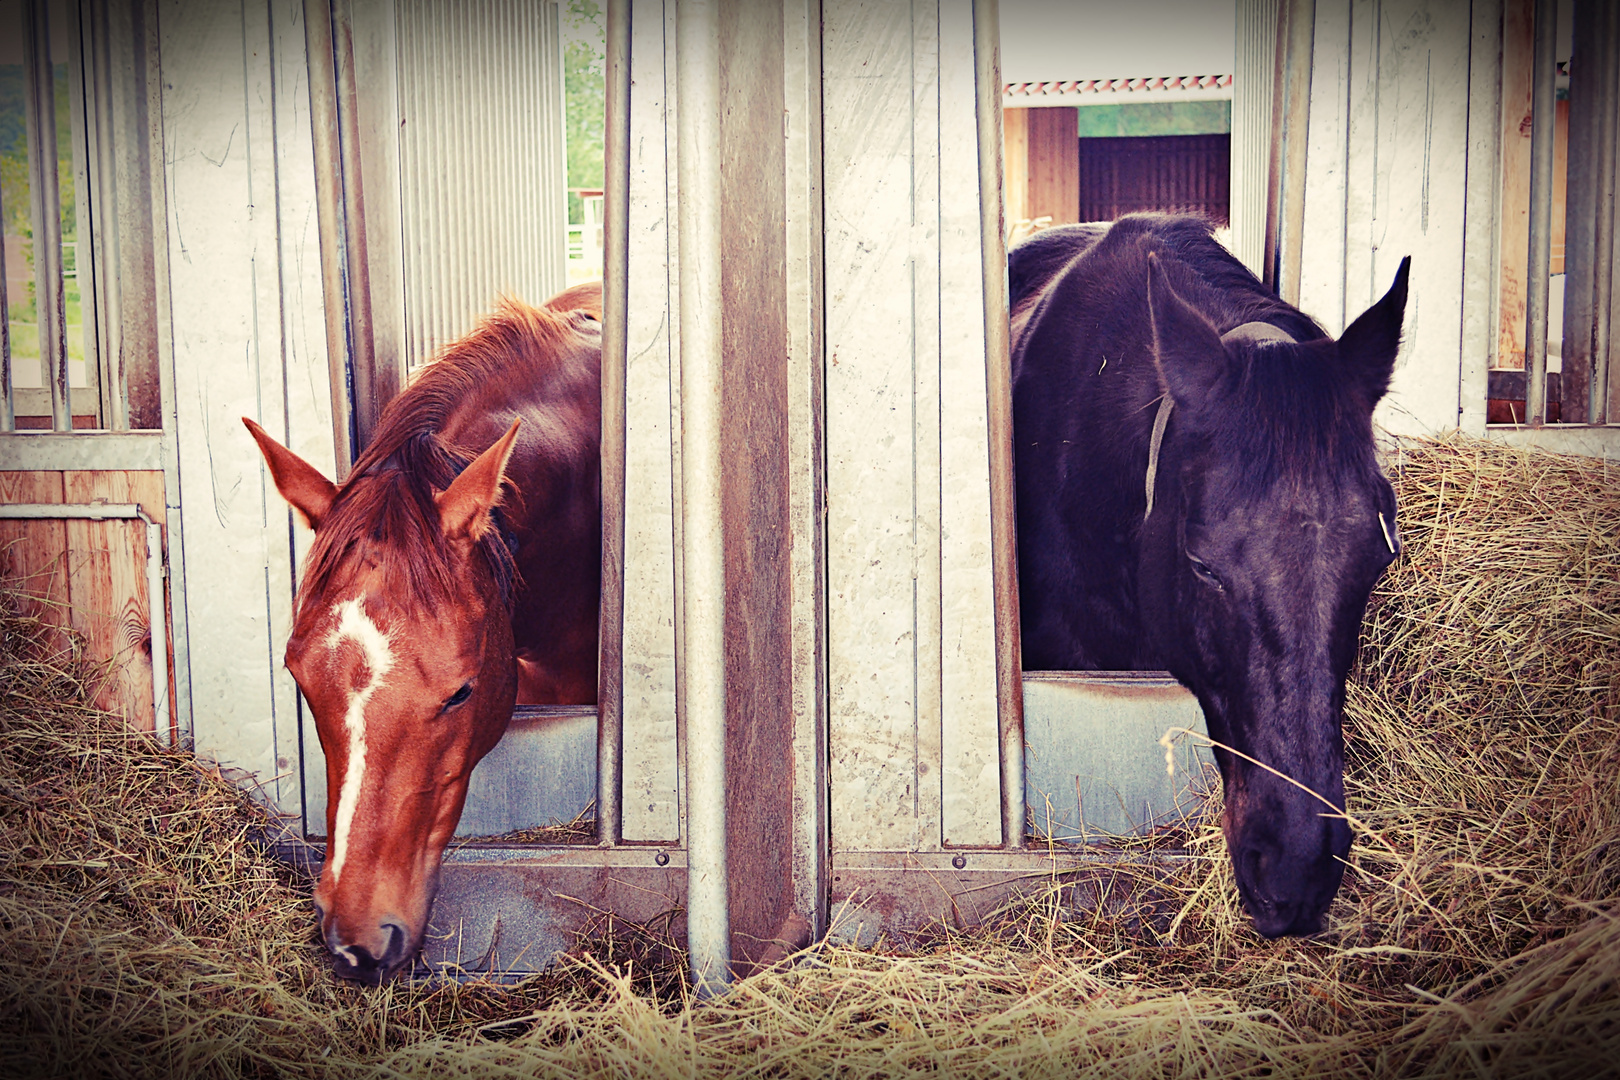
[1337,256,1410,408]
[1147,252,1225,409]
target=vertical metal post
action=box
[329,0,382,450]
[1560,0,1596,423]
[597,0,632,849]
[1272,0,1314,305]
[23,0,69,431]
[303,0,357,475]
[1,184,11,431]
[1525,0,1558,426]
[85,0,127,431]
[972,0,1024,852]
[1584,0,1618,424]
[64,0,103,430]
[139,508,171,745]
[675,0,732,997]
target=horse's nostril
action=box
[379,921,408,965]
[336,943,379,970]
[1238,844,1268,888]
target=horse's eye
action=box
[1187,554,1225,591]
[444,683,474,710]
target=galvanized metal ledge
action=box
[0,430,166,471]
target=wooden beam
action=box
[1002,106,1029,227]
[718,0,808,976]
[1025,106,1078,224]
[1498,0,1535,371]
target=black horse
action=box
[1011,214,1409,937]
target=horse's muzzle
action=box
[1232,832,1346,938]
[323,916,413,985]
[1240,888,1326,938]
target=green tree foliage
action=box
[563,0,605,224]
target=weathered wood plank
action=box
[0,470,169,733]
[0,472,69,654]
[1337,0,1474,435]
[1497,0,1534,371]
[1024,106,1078,225]
[1002,107,1029,226]
[911,0,944,853]
[824,0,1002,852]
[62,471,160,730]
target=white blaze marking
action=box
[325,598,394,886]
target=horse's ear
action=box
[1147,252,1225,408]
[243,418,337,530]
[437,419,521,544]
[1337,256,1410,407]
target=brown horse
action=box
[244,283,601,983]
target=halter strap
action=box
[1221,320,1296,347]
[1144,323,1293,521]
[1144,393,1174,519]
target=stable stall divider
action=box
[674,0,733,998]
[1524,0,1559,427]
[22,0,70,432]
[597,0,633,851]
[971,0,1025,853]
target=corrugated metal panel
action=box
[1230,0,1277,277]
[395,0,567,369]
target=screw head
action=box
[654,850,670,867]
[951,854,967,869]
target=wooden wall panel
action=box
[0,469,171,734]
[824,0,1002,854]
[0,472,70,656]
[1497,0,1534,370]
[63,471,166,731]
[1003,106,1078,229]
[1025,106,1078,224]
[718,0,796,972]
[1002,106,1030,226]
[160,0,334,818]
[1494,0,1569,374]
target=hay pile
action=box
[2,432,1616,1078]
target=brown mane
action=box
[296,298,592,621]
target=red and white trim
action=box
[1002,74,1233,108]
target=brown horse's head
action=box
[245,418,522,983]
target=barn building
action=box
[0,0,1613,989]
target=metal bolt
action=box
[654,850,670,867]
[951,854,967,869]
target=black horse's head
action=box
[1139,254,1410,937]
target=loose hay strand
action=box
[1,430,1617,1078]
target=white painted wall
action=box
[823,0,1003,851]
[999,0,1235,82]
[158,0,336,818]
[1296,0,1493,438]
